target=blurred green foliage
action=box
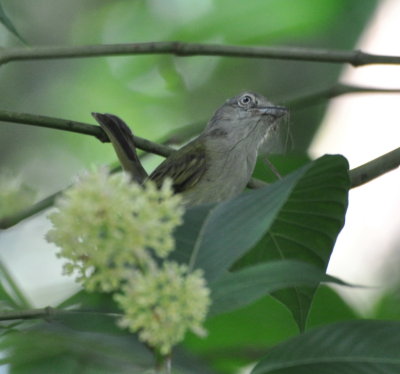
[0,2,25,43]
[0,0,377,195]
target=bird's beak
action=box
[256,106,288,119]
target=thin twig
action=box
[0,110,108,142]
[349,147,400,188]
[1,42,400,66]
[0,191,59,229]
[247,178,268,189]
[0,110,173,157]
[286,83,400,108]
[155,354,172,374]
[0,306,121,321]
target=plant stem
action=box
[286,83,400,108]
[155,353,171,374]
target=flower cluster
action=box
[46,168,210,354]
[46,169,182,292]
[116,262,210,355]
[0,171,35,217]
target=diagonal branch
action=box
[286,83,400,108]
[1,42,400,67]
[349,147,400,188]
[0,191,60,229]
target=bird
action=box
[92,91,287,206]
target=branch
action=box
[0,306,121,321]
[0,191,59,229]
[0,110,173,157]
[0,166,120,229]
[0,109,108,142]
[349,147,400,188]
[287,83,400,108]
[1,42,400,66]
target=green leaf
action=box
[209,260,348,317]
[173,158,318,282]
[57,289,117,311]
[235,154,350,330]
[172,202,216,266]
[251,320,400,374]
[0,2,25,43]
[2,323,154,373]
[0,260,30,309]
[3,320,218,374]
[55,290,126,335]
[371,284,400,321]
[173,155,349,330]
[307,285,359,328]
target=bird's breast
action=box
[181,138,259,206]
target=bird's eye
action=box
[238,94,254,107]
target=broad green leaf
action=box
[372,286,400,321]
[252,320,400,374]
[172,202,216,266]
[173,155,349,293]
[0,2,25,43]
[209,260,348,317]
[173,158,318,282]
[235,154,350,330]
[192,164,311,282]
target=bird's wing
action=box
[149,139,208,193]
[92,113,148,184]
